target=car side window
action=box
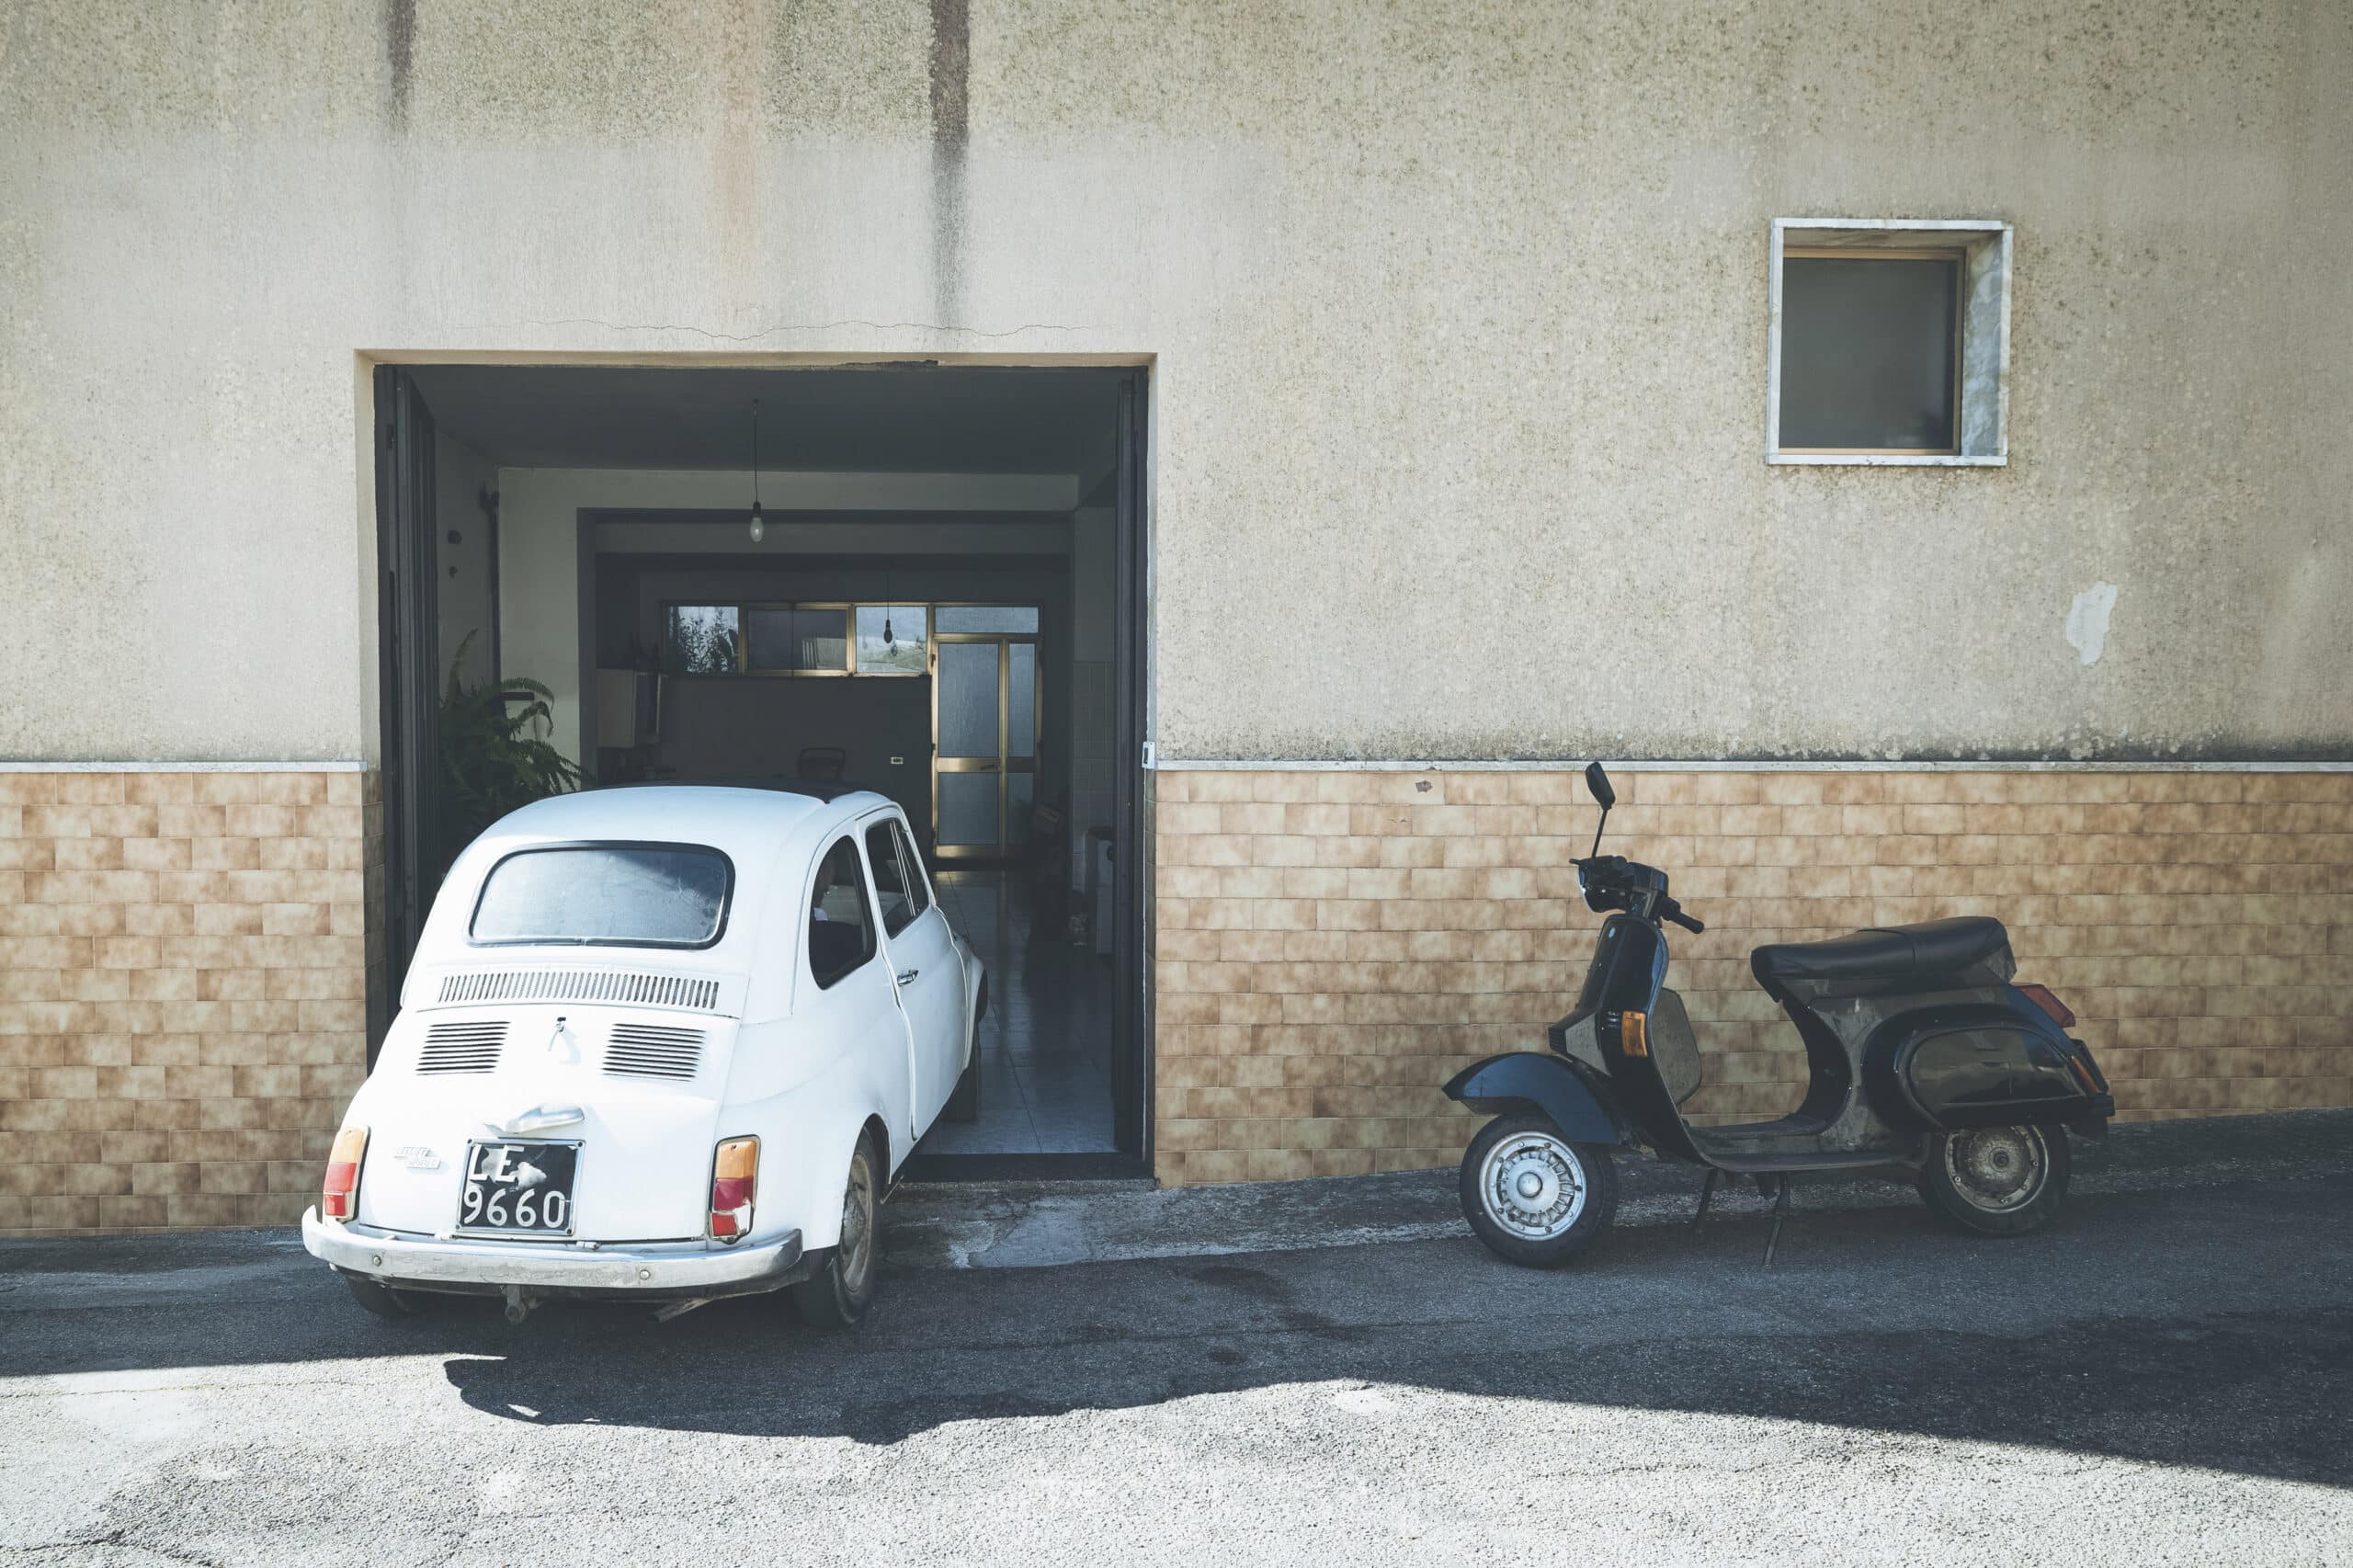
[893,822,932,920]
[865,822,917,938]
[808,836,877,989]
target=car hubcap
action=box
[1946,1126,2046,1213]
[1479,1131,1587,1241]
[838,1148,875,1294]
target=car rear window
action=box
[470,844,733,949]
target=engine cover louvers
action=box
[434,970,721,1013]
[604,1023,706,1082]
[418,1020,507,1074]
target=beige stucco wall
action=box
[2,1,2347,767]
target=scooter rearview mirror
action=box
[1586,761,1614,858]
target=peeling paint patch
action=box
[2066,582,2119,665]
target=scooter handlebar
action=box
[1664,903,1705,934]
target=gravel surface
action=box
[4,1142,2349,1566]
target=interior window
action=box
[807,837,877,988]
[865,822,917,937]
[892,822,932,920]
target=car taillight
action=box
[710,1136,758,1242]
[2018,984,2076,1028]
[322,1126,368,1221]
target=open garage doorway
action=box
[370,363,1150,1176]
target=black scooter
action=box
[1444,763,2115,1267]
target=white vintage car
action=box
[301,782,984,1328]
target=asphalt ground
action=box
[2,1124,2349,1565]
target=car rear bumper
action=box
[301,1207,809,1301]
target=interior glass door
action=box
[932,611,1040,858]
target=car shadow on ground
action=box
[9,1182,2349,1491]
[411,1191,2353,1489]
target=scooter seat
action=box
[1751,916,2010,985]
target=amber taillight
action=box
[2017,984,2076,1028]
[321,1126,368,1221]
[710,1136,758,1243]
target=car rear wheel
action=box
[1918,1123,2071,1236]
[792,1130,881,1329]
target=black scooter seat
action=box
[1751,916,2009,985]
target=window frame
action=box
[864,818,921,938]
[658,601,1040,679]
[1766,218,2012,468]
[466,839,736,951]
[805,834,880,990]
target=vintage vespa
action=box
[1445,763,2115,1267]
[302,782,984,1327]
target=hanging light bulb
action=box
[746,397,765,543]
[883,608,894,649]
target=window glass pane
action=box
[937,773,998,846]
[1778,256,1959,450]
[1007,643,1036,760]
[746,607,848,672]
[855,606,928,675]
[472,846,731,948]
[665,606,739,675]
[938,642,999,758]
[1007,773,1035,846]
[936,605,1039,634]
[808,837,875,986]
[893,823,930,915]
[865,822,915,937]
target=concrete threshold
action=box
[880,1108,2353,1272]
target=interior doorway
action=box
[369,362,1150,1175]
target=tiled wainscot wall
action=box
[1150,768,2353,1186]
[0,770,369,1234]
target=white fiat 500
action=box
[301,782,983,1328]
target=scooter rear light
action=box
[710,1136,758,1243]
[321,1125,368,1221]
[1619,1010,1650,1058]
[2018,984,2076,1028]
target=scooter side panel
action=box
[1443,1052,1637,1148]
[1859,994,2102,1131]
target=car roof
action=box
[472,782,896,869]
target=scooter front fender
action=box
[1444,1051,1636,1148]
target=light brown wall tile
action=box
[0,770,369,1235]
[1151,768,2353,1186]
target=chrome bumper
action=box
[301,1208,805,1299]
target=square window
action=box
[745,606,848,672]
[855,605,928,674]
[665,605,740,675]
[1767,220,2010,466]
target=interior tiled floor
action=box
[920,868,1118,1154]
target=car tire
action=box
[792,1130,881,1329]
[1918,1123,2071,1236]
[1458,1112,1619,1268]
[344,1274,432,1319]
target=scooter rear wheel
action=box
[1917,1123,2071,1236]
[1459,1113,1619,1267]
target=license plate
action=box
[456,1140,580,1237]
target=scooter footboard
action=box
[1444,1052,1635,1147]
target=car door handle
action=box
[896,969,919,985]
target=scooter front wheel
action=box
[1917,1123,2071,1236]
[1459,1113,1619,1267]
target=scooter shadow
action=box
[426,1187,2353,1486]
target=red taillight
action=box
[710,1136,758,1242]
[321,1126,368,1221]
[2017,984,2076,1029]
